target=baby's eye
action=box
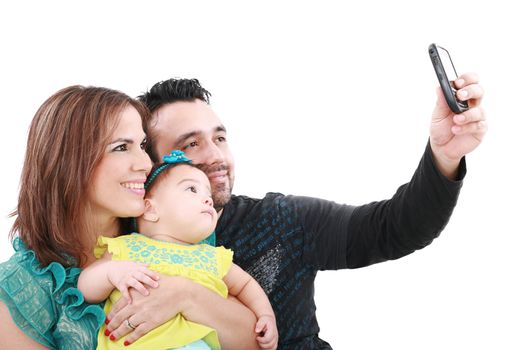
[186,185,198,193]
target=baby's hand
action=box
[255,314,278,350]
[107,261,159,304]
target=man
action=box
[107,77,486,349]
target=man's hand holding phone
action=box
[428,45,487,180]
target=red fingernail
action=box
[104,329,110,337]
[124,341,130,346]
[105,318,110,324]
[110,335,116,341]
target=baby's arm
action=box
[78,252,159,304]
[223,263,278,350]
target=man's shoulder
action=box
[227,192,332,217]
[219,192,295,229]
[230,192,285,205]
[228,192,310,212]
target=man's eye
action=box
[140,139,147,150]
[112,144,127,152]
[183,141,198,150]
[217,136,226,142]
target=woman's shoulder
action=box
[0,237,70,290]
[0,237,105,349]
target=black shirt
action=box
[215,143,465,349]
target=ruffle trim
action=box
[94,235,120,259]
[10,238,106,337]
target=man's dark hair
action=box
[138,78,212,162]
[138,78,211,113]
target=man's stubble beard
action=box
[196,163,234,212]
[211,180,232,212]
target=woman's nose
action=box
[133,149,153,174]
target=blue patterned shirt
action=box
[216,143,465,349]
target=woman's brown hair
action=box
[10,85,150,267]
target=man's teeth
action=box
[122,183,144,189]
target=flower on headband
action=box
[162,150,191,164]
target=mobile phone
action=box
[428,43,469,114]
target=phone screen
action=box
[436,46,458,84]
[429,43,469,113]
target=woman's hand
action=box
[103,274,259,349]
[104,274,192,345]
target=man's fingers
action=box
[456,84,484,102]
[453,107,486,125]
[451,120,488,136]
[455,72,479,87]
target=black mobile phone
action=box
[428,43,469,114]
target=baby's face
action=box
[151,165,218,244]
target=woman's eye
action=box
[112,144,127,152]
[140,139,147,150]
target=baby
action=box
[79,150,278,350]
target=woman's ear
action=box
[142,199,159,222]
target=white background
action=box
[1,1,523,349]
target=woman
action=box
[0,85,152,349]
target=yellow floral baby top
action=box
[94,234,233,350]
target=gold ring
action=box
[126,319,137,330]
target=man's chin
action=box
[211,180,233,211]
[212,186,232,211]
[212,192,231,212]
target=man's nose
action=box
[201,141,224,165]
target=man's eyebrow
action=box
[174,125,227,146]
[174,131,200,146]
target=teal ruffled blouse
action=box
[0,238,106,349]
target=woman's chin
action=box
[118,205,145,219]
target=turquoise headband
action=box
[144,150,192,190]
